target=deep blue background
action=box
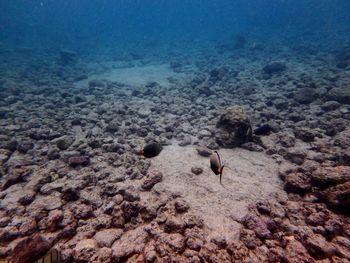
[1,0,350,50]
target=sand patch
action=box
[76,63,187,88]
[150,145,285,240]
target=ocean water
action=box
[1,1,350,262]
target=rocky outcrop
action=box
[215,105,252,147]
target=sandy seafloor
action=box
[0,38,350,262]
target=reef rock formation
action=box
[215,105,252,147]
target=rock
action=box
[105,120,120,133]
[195,146,212,157]
[215,105,252,147]
[191,166,203,175]
[165,216,185,233]
[112,227,148,261]
[121,201,140,221]
[41,209,63,232]
[305,233,336,259]
[326,87,350,104]
[141,170,163,190]
[67,156,90,167]
[263,61,286,75]
[311,166,350,189]
[284,172,311,194]
[175,199,190,213]
[321,101,341,111]
[11,234,51,263]
[295,128,315,142]
[241,142,264,152]
[94,228,123,248]
[294,88,318,104]
[2,168,29,190]
[73,239,98,261]
[321,181,350,208]
[52,135,74,150]
[284,149,307,165]
[242,213,271,239]
[285,239,312,263]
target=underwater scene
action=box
[1,0,350,262]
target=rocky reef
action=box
[0,36,350,262]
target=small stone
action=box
[195,147,212,157]
[121,201,140,221]
[53,135,74,150]
[73,239,98,261]
[67,156,90,167]
[191,166,203,175]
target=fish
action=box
[210,151,225,185]
[140,141,162,158]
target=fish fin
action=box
[220,165,224,185]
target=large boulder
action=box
[326,87,350,104]
[215,106,252,147]
[320,181,350,209]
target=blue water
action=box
[1,0,350,52]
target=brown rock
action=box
[141,170,163,190]
[285,239,312,263]
[11,234,51,263]
[321,181,350,208]
[242,213,271,239]
[175,199,189,213]
[94,228,123,248]
[195,146,212,157]
[305,233,336,259]
[73,239,98,261]
[191,166,203,175]
[284,172,311,194]
[112,227,148,260]
[41,209,63,232]
[165,216,185,233]
[68,156,90,167]
[311,166,350,189]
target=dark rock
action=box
[175,199,190,213]
[326,87,350,104]
[215,105,252,147]
[11,234,51,263]
[53,135,74,150]
[242,213,271,239]
[195,146,212,157]
[254,124,271,136]
[67,156,90,167]
[17,140,34,154]
[294,88,318,104]
[89,79,105,88]
[141,170,163,190]
[105,120,120,133]
[321,101,341,111]
[241,142,264,152]
[311,166,350,189]
[295,128,315,142]
[284,172,311,194]
[61,188,80,202]
[165,216,185,233]
[321,181,350,209]
[191,166,203,175]
[284,149,307,165]
[305,233,336,259]
[121,201,140,221]
[263,61,286,75]
[285,239,312,263]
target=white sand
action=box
[150,145,285,240]
[76,63,188,88]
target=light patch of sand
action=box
[150,145,285,240]
[76,63,186,88]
